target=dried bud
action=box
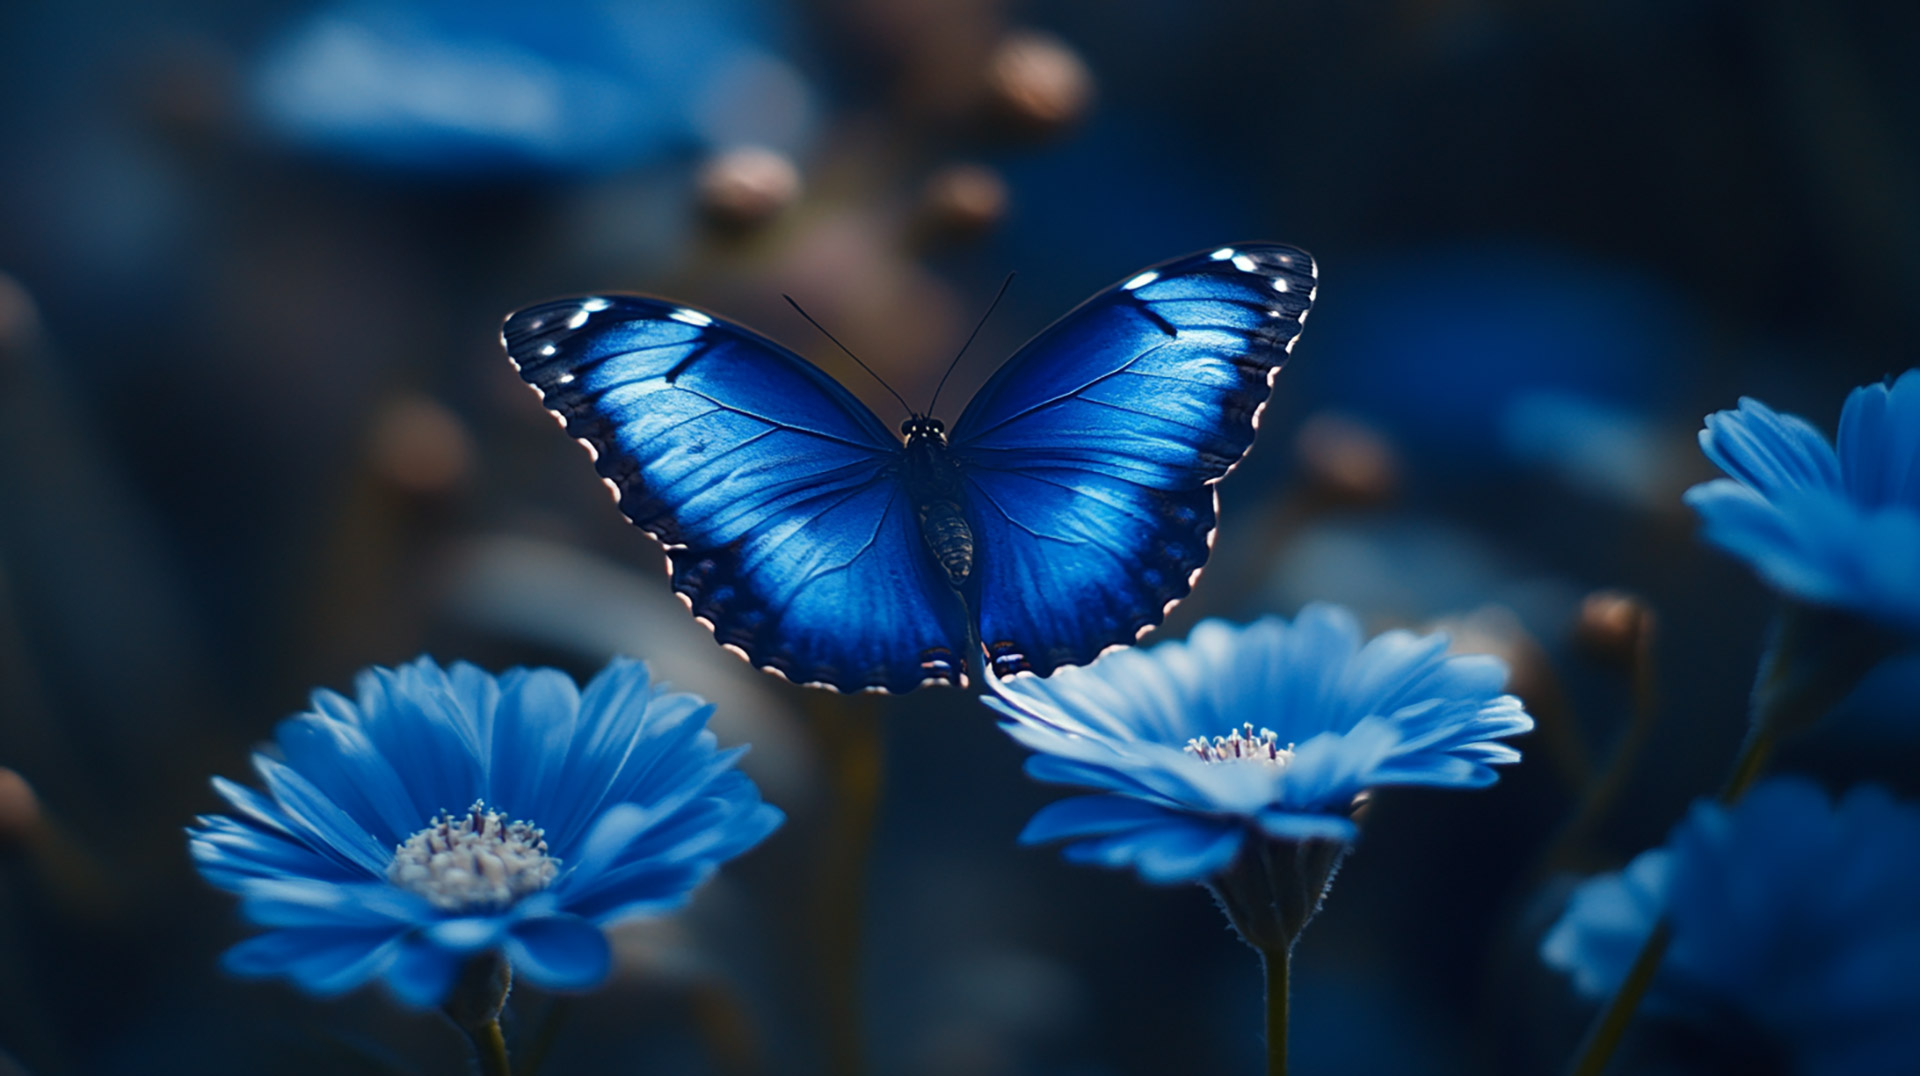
[1573,589,1656,668]
[0,272,40,354]
[697,146,802,231]
[0,767,42,845]
[368,395,475,497]
[982,32,1093,136]
[1294,412,1400,506]
[917,163,1009,241]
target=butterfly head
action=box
[901,416,948,446]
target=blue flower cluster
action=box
[987,604,1533,885]
[189,657,782,1005]
[1543,779,1920,1074]
[1685,369,1920,634]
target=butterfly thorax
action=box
[901,417,973,589]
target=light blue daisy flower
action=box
[985,604,1534,888]
[1543,778,1920,1075]
[1685,369,1920,634]
[188,656,783,1006]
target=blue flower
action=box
[1542,779,1920,1075]
[1684,370,1920,634]
[188,656,783,1006]
[985,604,1533,886]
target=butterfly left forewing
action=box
[949,244,1316,678]
[505,296,971,692]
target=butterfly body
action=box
[898,417,975,588]
[505,243,1317,693]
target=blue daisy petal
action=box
[189,655,782,1006]
[989,604,1533,886]
[1687,370,1920,634]
[1543,779,1920,1073]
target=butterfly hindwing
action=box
[949,244,1317,677]
[504,297,970,692]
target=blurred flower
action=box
[1685,371,1920,635]
[1292,247,1692,466]
[1572,589,1656,670]
[696,145,802,230]
[251,0,813,176]
[987,605,1533,886]
[1542,779,1920,1074]
[189,656,782,1005]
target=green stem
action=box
[1263,945,1289,1076]
[465,1019,512,1076]
[443,954,513,1076]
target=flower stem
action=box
[808,694,886,1076]
[465,1019,512,1076]
[1263,945,1290,1076]
[443,953,513,1076]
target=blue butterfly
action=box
[503,243,1316,692]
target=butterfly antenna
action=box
[783,295,916,417]
[926,272,1015,417]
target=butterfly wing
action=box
[949,244,1317,678]
[505,297,970,692]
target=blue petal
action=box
[383,934,464,1008]
[348,660,485,823]
[249,756,391,877]
[1062,818,1246,884]
[1699,397,1842,499]
[483,666,581,822]
[506,915,612,990]
[234,877,429,929]
[222,927,405,996]
[273,710,422,846]
[1837,369,1920,509]
[189,817,360,888]
[1018,795,1184,844]
[1252,809,1358,842]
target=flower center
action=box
[388,800,560,911]
[1185,723,1296,768]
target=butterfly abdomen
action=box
[918,498,974,587]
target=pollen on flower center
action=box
[388,801,560,911]
[1185,723,1296,768]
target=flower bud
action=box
[0,767,41,846]
[367,395,474,497]
[917,163,1009,241]
[1293,412,1400,506]
[697,146,802,231]
[1572,589,1656,668]
[982,32,1093,136]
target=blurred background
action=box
[3,1,1919,1073]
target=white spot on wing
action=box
[670,307,713,327]
[1122,270,1159,291]
[1271,278,1290,293]
[581,297,612,312]
[1210,247,1236,260]
[555,372,575,385]
[565,310,590,329]
[539,343,557,357]
[1231,254,1257,272]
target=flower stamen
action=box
[1185,722,1296,768]
[388,800,559,911]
